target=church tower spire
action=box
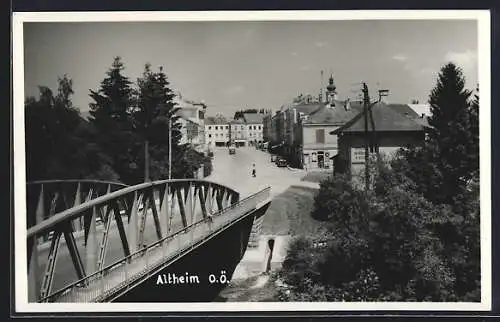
[326,74,338,107]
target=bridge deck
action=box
[48,190,270,303]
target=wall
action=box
[339,131,425,184]
[302,124,340,150]
[205,123,230,147]
[246,123,263,145]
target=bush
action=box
[280,160,479,302]
[312,174,371,224]
[203,157,213,177]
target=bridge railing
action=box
[37,186,270,303]
[27,180,129,243]
[27,179,242,303]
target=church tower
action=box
[326,74,337,107]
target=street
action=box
[206,146,315,198]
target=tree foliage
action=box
[88,56,138,184]
[278,62,480,302]
[397,63,478,205]
[25,57,212,186]
[134,63,183,182]
[233,108,266,120]
[25,75,119,181]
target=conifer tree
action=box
[426,63,477,196]
[398,63,478,205]
[135,64,182,181]
[88,57,136,183]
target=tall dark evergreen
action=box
[135,64,182,181]
[88,57,137,184]
[426,63,477,192]
[397,63,478,205]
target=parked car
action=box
[276,158,287,167]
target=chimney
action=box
[378,89,389,103]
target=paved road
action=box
[32,147,315,300]
[206,146,317,198]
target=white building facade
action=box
[174,95,206,153]
[205,116,230,148]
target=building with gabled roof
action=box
[205,115,230,148]
[331,102,426,187]
[174,95,207,153]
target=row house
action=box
[205,115,230,148]
[299,99,362,170]
[266,74,431,173]
[229,118,247,147]
[204,112,266,149]
[174,95,206,153]
[262,112,273,143]
[241,113,264,146]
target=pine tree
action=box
[425,63,477,203]
[135,64,182,181]
[88,57,136,183]
[398,63,478,205]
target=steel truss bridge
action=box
[26,179,271,303]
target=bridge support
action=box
[72,183,82,231]
[85,207,98,275]
[127,191,140,254]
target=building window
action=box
[316,129,325,143]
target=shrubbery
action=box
[278,64,479,302]
[278,162,479,301]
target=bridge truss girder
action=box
[26,179,240,303]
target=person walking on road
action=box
[251,163,256,177]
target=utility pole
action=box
[319,70,324,103]
[362,83,370,190]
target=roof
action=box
[293,103,324,116]
[331,102,425,134]
[408,104,432,117]
[303,101,363,125]
[205,116,228,125]
[229,118,245,124]
[387,104,421,119]
[242,113,264,124]
[178,117,198,125]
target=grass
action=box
[300,171,333,183]
[261,185,326,236]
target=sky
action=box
[23,19,478,117]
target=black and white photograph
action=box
[12,10,491,312]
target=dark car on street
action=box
[276,158,287,167]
